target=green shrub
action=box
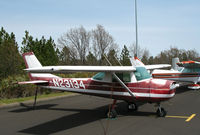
[0,75,36,99]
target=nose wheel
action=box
[156,103,167,117]
[127,102,138,111]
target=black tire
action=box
[156,107,167,117]
[127,103,138,111]
[107,109,117,118]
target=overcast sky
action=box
[1,0,200,56]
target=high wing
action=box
[145,64,171,70]
[177,61,200,68]
[24,66,136,73]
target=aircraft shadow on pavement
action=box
[9,103,58,113]
[175,86,193,94]
[9,86,190,113]
[19,102,155,135]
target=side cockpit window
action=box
[112,72,131,82]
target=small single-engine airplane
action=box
[152,58,200,89]
[19,52,178,118]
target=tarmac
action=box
[0,87,200,135]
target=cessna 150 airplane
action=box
[19,52,178,118]
[152,58,200,89]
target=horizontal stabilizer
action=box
[18,80,48,85]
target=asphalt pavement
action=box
[0,87,200,135]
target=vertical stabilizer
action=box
[22,52,59,80]
[130,56,145,67]
[23,52,42,68]
[172,57,180,70]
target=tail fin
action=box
[130,56,145,67]
[23,52,59,80]
[23,52,42,69]
[172,57,180,70]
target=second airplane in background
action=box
[131,56,200,89]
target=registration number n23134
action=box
[52,79,85,89]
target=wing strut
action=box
[112,73,135,99]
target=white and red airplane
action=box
[19,52,178,118]
[152,58,200,89]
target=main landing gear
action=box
[107,99,117,118]
[106,101,139,118]
[156,103,167,117]
[33,86,39,109]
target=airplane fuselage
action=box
[152,69,200,83]
[36,76,175,103]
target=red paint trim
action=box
[134,56,144,64]
[179,61,195,64]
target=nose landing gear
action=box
[156,103,167,117]
[127,102,138,111]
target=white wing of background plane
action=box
[145,64,171,70]
[177,61,200,68]
[24,66,136,73]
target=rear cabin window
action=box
[92,72,105,80]
[134,67,151,81]
[182,68,200,73]
[112,72,131,82]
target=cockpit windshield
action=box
[134,67,151,81]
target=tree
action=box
[59,46,79,65]
[86,51,98,65]
[21,31,59,66]
[129,43,145,59]
[120,45,131,66]
[58,26,90,65]
[0,27,24,79]
[141,49,150,65]
[148,56,154,64]
[152,47,199,64]
[91,24,118,65]
[107,49,120,66]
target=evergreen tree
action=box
[120,45,131,66]
[0,27,24,79]
[107,49,120,66]
[21,31,59,66]
[86,51,97,65]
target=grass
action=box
[0,92,72,105]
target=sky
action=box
[1,0,200,56]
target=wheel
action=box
[107,109,117,118]
[127,103,138,111]
[156,107,167,117]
